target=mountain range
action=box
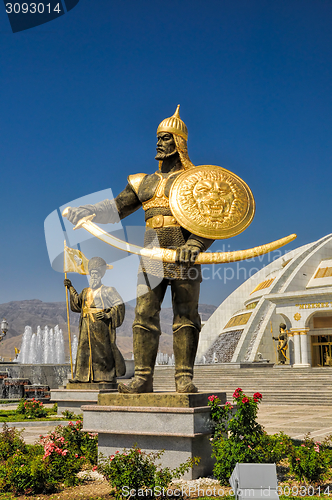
[0,299,217,360]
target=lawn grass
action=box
[0,408,69,422]
[0,400,23,405]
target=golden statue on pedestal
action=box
[63,106,296,394]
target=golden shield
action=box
[169,165,255,239]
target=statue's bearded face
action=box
[89,269,102,289]
[155,132,177,160]
[193,180,234,222]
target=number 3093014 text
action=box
[5,3,62,14]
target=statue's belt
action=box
[82,306,104,322]
[146,215,180,229]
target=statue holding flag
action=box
[64,246,126,384]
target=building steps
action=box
[153,365,332,404]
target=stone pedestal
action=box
[51,382,118,416]
[66,382,118,390]
[82,391,226,480]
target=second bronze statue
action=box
[64,256,126,384]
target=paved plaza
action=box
[258,404,332,441]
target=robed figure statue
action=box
[64,256,126,384]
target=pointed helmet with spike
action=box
[157,104,188,140]
[156,105,194,170]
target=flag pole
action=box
[64,240,74,379]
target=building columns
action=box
[300,330,310,366]
[290,329,310,367]
[292,331,301,366]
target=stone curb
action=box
[2,420,70,428]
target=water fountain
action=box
[155,352,175,366]
[17,325,66,364]
[72,334,78,366]
[0,325,79,396]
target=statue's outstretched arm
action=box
[65,184,141,225]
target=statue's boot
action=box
[173,326,199,393]
[118,327,159,394]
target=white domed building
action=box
[197,234,332,368]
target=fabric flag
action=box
[64,241,89,275]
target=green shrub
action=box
[208,389,292,485]
[99,445,200,499]
[0,423,26,460]
[61,409,83,419]
[288,434,331,483]
[36,421,97,489]
[39,432,84,488]
[15,398,47,418]
[15,399,26,415]
[254,432,293,464]
[51,402,58,414]
[0,444,55,495]
[0,419,98,494]
[45,420,98,465]
[208,390,332,486]
[0,432,78,494]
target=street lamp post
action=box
[0,320,8,361]
[0,319,8,340]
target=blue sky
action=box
[1,0,332,307]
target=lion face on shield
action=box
[192,179,234,222]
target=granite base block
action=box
[98,391,226,408]
[82,391,226,480]
[98,432,212,480]
[67,382,118,390]
[51,386,118,416]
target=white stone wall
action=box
[198,234,332,365]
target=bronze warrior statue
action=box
[66,106,214,393]
[64,256,126,383]
[273,322,288,365]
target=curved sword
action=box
[62,209,296,264]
